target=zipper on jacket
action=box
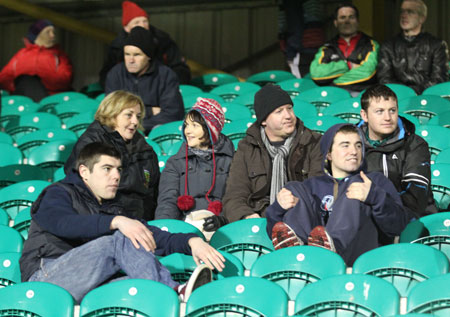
[382,153,388,177]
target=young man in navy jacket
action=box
[267,123,411,265]
[20,143,224,303]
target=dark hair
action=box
[76,143,121,172]
[185,110,212,148]
[360,84,398,111]
[329,124,360,151]
[334,3,360,20]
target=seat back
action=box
[5,112,62,140]
[0,225,22,253]
[147,219,205,239]
[16,128,77,157]
[210,82,260,102]
[302,115,347,134]
[148,120,184,155]
[190,73,239,92]
[293,99,318,120]
[0,144,23,167]
[295,86,352,113]
[399,95,450,124]
[247,70,295,86]
[12,207,31,239]
[0,252,21,287]
[407,273,450,315]
[324,97,362,123]
[430,163,450,210]
[278,78,318,97]
[416,126,450,163]
[0,164,48,188]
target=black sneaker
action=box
[177,264,212,302]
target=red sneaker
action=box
[308,226,336,252]
[271,221,303,250]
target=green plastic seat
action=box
[323,97,362,123]
[179,84,202,96]
[147,219,205,239]
[65,110,96,137]
[16,128,78,158]
[27,139,76,181]
[422,81,450,99]
[278,78,318,97]
[247,70,295,86]
[428,110,450,128]
[166,140,183,156]
[0,132,13,145]
[233,91,256,115]
[145,138,162,157]
[407,273,450,315]
[39,91,88,109]
[0,225,23,253]
[401,113,422,129]
[293,99,318,120]
[1,95,33,108]
[302,115,347,134]
[80,278,178,317]
[0,208,8,226]
[430,163,450,211]
[0,90,9,97]
[0,164,48,188]
[295,86,352,113]
[0,252,21,287]
[250,245,346,300]
[222,119,253,143]
[415,126,450,163]
[53,166,66,183]
[352,243,449,297]
[5,112,62,140]
[160,251,244,283]
[13,207,31,240]
[80,82,104,98]
[209,218,274,270]
[222,103,253,123]
[0,143,23,167]
[50,98,100,123]
[386,83,417,100]
[0,281,74,317]
[148,120,184,155]
[294,274,400,316]
[182,93,225,112]
[95,93,105,101]
[435,148,450,164]
[185,276,289,316]
[210,82,260,102]
[190,73,239,92]
[399,95,450,124]
[0,102,40,128]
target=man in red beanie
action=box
[0,19,72,101]
[99,0,190,88]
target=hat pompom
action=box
[207,201,222,216]
[177,195,195,211]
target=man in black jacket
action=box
[377,0,448,94]
[20,143,224,303]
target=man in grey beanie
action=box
[223,84,323,222]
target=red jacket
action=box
[0,40,72,94]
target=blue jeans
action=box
[29,230,178,303]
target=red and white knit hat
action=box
[191,98,225,144]
[122,1,148,27]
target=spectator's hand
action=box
[152,107,161,115]
[277,188,299,209]
[203,215,228,232]
[346,171,372,202]
[110,216,156,252]
[245,213,261,219]
[188,237,225,272]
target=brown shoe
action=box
[308,225,336,252]
[272,221,303,250]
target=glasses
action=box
[400,9,419,15]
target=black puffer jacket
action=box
[64,121,160,220]
[377,32,449,94]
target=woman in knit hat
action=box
[155,98,234,236]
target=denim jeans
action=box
[29,230,178,303]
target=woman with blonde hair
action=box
[64,90,160,220]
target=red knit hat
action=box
[122,1,148,27]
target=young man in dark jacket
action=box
[377,0,448,94]
[20,143,224,303]
[267,123,411,266]
[358,84,436,219]
[223,84,322,223]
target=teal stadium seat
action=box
[295,86,352,113]
[95,93,105,101]
[1,95,33,108]
[166,140,183,156]
[39,91,88,112]
[401,113,422,129]
[0,102,39,129]
[191,73,239,92]
[422,81,450,99]
[352,243,449,297]
[0,144,23,167]
[278,78,318,97]
[51,98,99,123]
[323,97,362,123]
[65,110,96,137]
[0,208,8,226]
[222,119,253,145]
[293,99,318,119]
[148,120,184,155]
[385,83,417,100]
[302,115,347,134]
[0,281,74,317]
[16,128,78,158]
[0,132,13,145]
[250,245,346,299]
[399,95,450,124]
[182,93,225,112]
[145,139,162,157]
[222,103,253,123]
[185,276,289,316]
[80,279,178,317]
[13,207,31,239]
[147,219,205,239]
[435,148,450,164]
[5,112,62,140]
[415,125,450,163]
[0,164,47,188]
[247,70,295,86]
[407,273,450,315]
[0,252,21,287]
[0,225,23,253]
[294,274,400,316]
[210,82,260,102]
[209,218,274,270]
[179,84,202,96]
[80,82,104,99]
[428,110,450,128]
[53,166,66,183]
[430,163,450,211]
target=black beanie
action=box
[254,84,293,125]
[124,26,155,58]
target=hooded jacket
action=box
[358,116,435,218]
[266,123,411,265]
[223,119,323,222]
[64,120,160,220]
[155,134,234,220]
[20,172,196,282]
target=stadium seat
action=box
[210,82,260,102]
[385,83,417,100]
[0,208,8,226]
[80,82,104,99]
[16,128,78,158]
[13,207,31,239]
[27,139,76,181]
[0,164,48,188]
[209,218,274,270]
[65,110,96,137]
[422,81,450,99]
[294,274,400,316]
[430,163,450,211]
[247,70,295,86]
[50,98,100,123]
[80,279,178,317]
[157,154,169,172]
[147,219,205,239]
[399,95,450,124]
[0,143,23,167]
[428,110,450,128]
[0,90,9,97]
[401,113,422,129]
[250,245,346,300]
[179,84,203,96]
[233,91,256,115]
[352,243,449,297]
[0,252,21,287]
[222,103,254,123]
[96,93,105,101]
[191,73,239,92]
[1,95,33,108]
[0,281,74,316]
[222,119,253,144]
[0,102,40,129]
[295,86,352,113]
[323,97,362,123]
[39,91,87,110]
[415,126,450,163]
[435,148,450,164]
[302,115,347,134]
[185,276,289,316]
[407,273,450,315]
[293,99,318,119]
[0,225,23,253]
[0,132,13,145]
[53,166,66,183]
[145,139,162,157]
[0,180,51,220]
[148,120,184,155]
[4,112,63,140]
[182,92,225,112]
[166,140,183,156]
[278,78,318,97]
